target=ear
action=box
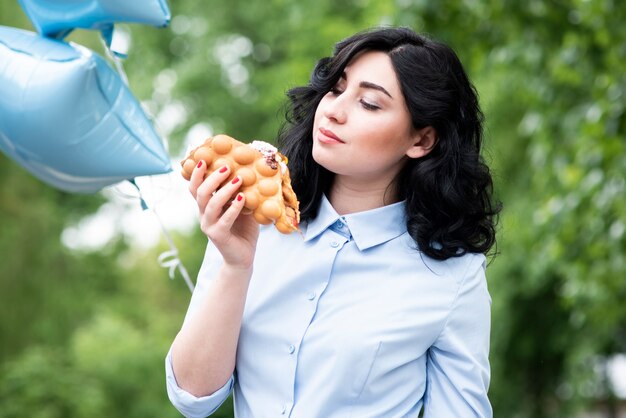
[405,126,437,159]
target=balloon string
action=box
[100,31,129,86]
[128,179,195,293]
[102,30,190,291]
[155,216,195,293]
[111,54,130,86]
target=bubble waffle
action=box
[181,134,300,234]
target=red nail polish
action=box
[219,166,228,173]
[197,161,203,168]
[236,194,243,202]
[231,177,240,184]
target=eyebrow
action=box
[359,81,393,99]
[340,72,393,99]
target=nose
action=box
[322,93,347,124]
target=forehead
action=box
[343,51,400,93]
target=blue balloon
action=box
[0,26,171,193]
[17,0,171,39]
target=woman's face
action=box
[312,50,420,185]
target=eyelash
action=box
[360,100,380,111]
[329,87,380,111]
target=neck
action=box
[328,176,398,215]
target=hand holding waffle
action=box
[181,135,300,234]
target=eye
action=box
[360,99,380,111]
[329,86,344,96]
[329,78,346,96]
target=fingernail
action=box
[197,161,203,168]
[236,193,243,202]
[231,176,240,184]
[219,166,228,173]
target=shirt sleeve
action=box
[165,241,234,418]
[422,254,493,418]
[165,349,234,418]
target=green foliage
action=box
[1,1,625,417]
[0,153,119,359]
[0,347,107,418]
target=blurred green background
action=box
[1,0,625,417]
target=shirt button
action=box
[288,344,295,354]
[307,291,316,300]
[336,220,344,228]
[330,241,339,248]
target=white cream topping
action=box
[250,140,287,173]
[250,140,276,154]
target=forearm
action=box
[171,264,252,397]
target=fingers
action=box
[190,162,231,213]
[200,190,246,242]
[188,161,247,240]
[203,175,241,220]
[212,192,246,233]
[188,160,207,198]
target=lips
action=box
[318,127,344,144]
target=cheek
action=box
[357,129,411,162]
[357,124,396,150]
[312,105,324,132]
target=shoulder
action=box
[398,233,486,282]
[432,251,486,281]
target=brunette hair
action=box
[277,27,501,260]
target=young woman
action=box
[166,26,500,418]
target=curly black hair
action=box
[277,27,501,260]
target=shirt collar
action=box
[303,195,407,251]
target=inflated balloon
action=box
[17,0,171,40]
[0,26,171,193]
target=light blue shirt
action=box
[166,195,492,418]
